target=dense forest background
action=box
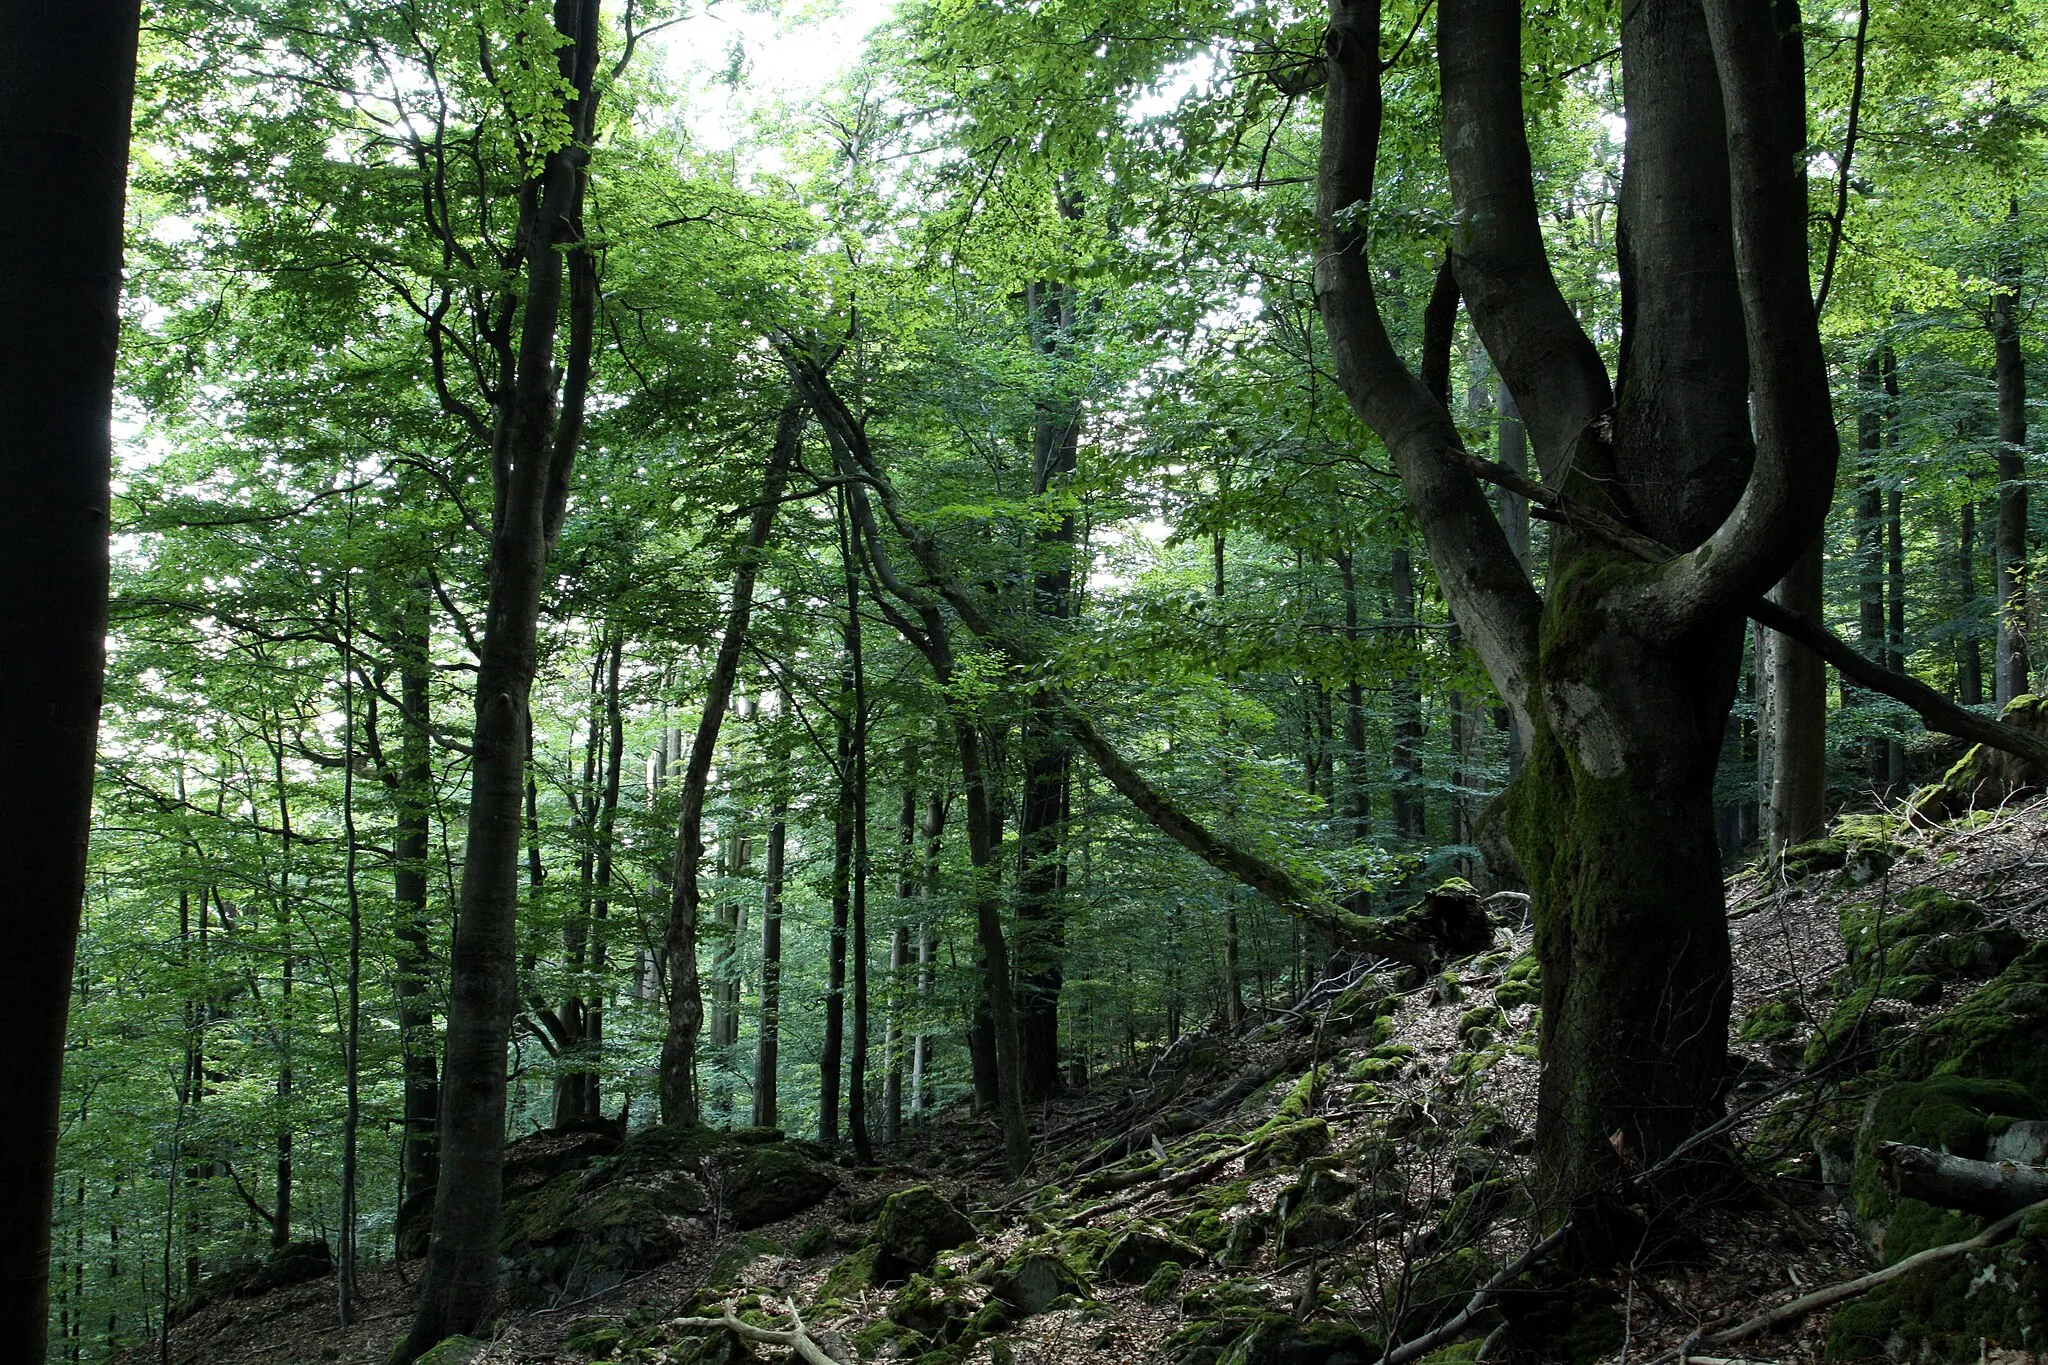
[39,0,2048,1355]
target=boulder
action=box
[990,1249,1085,1316]
[1098,1225,1204,1283]
[714,1142,839,1230]
[873,1184,976,1281]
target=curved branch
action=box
[1646,0,1839,630]
[1315,0,1540,735]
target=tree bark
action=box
[658,404,802,1127]
[1015,278,1081,1100]
[401,5,604,1351]
[1391,543,1426,841]
[1857,353,1889,783]
[843,508,874,1163]
[1994,221,2029,704]
[391,589,441,1256]
[752,690,790,1130]
[0,1,138,1352]
[1768,538,1828,853]
[1961,500,1985,706]
[1316,0,1837,1230]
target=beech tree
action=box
[1316,0,1838,1218]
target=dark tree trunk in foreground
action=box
[0,3,139,1352]
[1995,226,2029,705]
[1316,0,1835,1229]
[843,510,875,1163]
[399,5,603,1353]
[659,403,802,1126]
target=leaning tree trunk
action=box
[659,403,802,1126]
[0,3,138,1353]
[1316,0,1837,1232]
[399,5,603,1353]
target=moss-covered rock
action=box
[1896,942,2048,1100]
[885,1272,987,1342]
[502,1165,709,1306]
[988,1248,1084,1316]
[816,1243,882,1302]
[715,1143,839,1230]
[1852,1076,2041,1261]
[1220,1210,1273,1268]
[1142,1260,1186,1304]
[1099,1225,1205,1283]
[1780,837,1849,879]
[1216,1316,1380,1364]
[1243,1118,1330,1173]
[1904,695,2048,823]
[873,1185,977,1281]
[1825,1205,2048,1361]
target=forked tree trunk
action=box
[0,3,139,1352]
[1316,0,1836,1228]
[660,404,802,1126]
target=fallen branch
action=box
[665,1297,839,1365]
[1878,1142,2048,1219]
[1064,1134,1268,1227]
[1640,1197,2048,1364]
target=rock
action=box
[1217,1316,1380,1364]
[885,1272,987,1342]
[1780,837,1849,878]
[1220,1211,1273,1267]
[715,1142,839,1229]
[242,1238,333,1296]
[1099,1225,1204,1283]
[990,1250,1084,1317]
[1852,1075,2042,1259]
[502,1166,709,1306]
[1244,1118,1330,1173]
[1456,1004,1504,1047]
[1825,1205,2048,1361]
[1994,1118,2048,1166]
[873,1184,976,1280]
[505,1125,620,1196]
[817,1244,882,1301]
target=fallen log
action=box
[1877,1141,2048,1218]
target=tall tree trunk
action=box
[958,717,1033,1175]
[1316,0,1838,1231]
[1960,501,1985,706]
[0,2,138,1351]
[1995,221,2029,705]
[843,512,874,1163]
[752,694,789,1130]
[1768,539,1828,852]
[911,783,945,1123]
[585,633,625,1122]
[658,404,802,1126]
[885,757,918,1142]
[1335,550,1372,862]
[1884,347,1906,782]
[400,5,604,1351]
[821,682,852,1147]
[1015,277,1080,1100]
[392,589,440,1256]
[1856,353,1889,784]
[1391,542,1426,840]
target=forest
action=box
[5,0,2048,1361]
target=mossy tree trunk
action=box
[1316,0,1837,1225]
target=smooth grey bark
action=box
[1316,0,1837,1226]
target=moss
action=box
[1141,1260,1186,1304]
[1099,1224,1204,1283]
[1176,1208,1229,1253]
[851,1318,926,1357]
[987,1248,1084,1316]
[1243,1117,1330,1172]
[703,1232,784,1289]
[874,1185,977,1280]
[1878,973,1943,1004]
[1736,991,1806,1044]
[1780,837,1849,878]
[1853,1076,2041,1261]
[1492,977,1541,1011]
[1897,942,2048,1099]
[1825,1206,2048,1360]
[816,1243,882,1302]
[500,1170,584,1251]
[1399,1246,1496,1338]
[1456,1005,1504,1044]
[410,1339,486,1365]
[717,1143,838,1230]
[1217,1316,1381,1365]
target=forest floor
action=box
[142,795,2048,1365]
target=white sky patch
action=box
[659,0,899,157]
